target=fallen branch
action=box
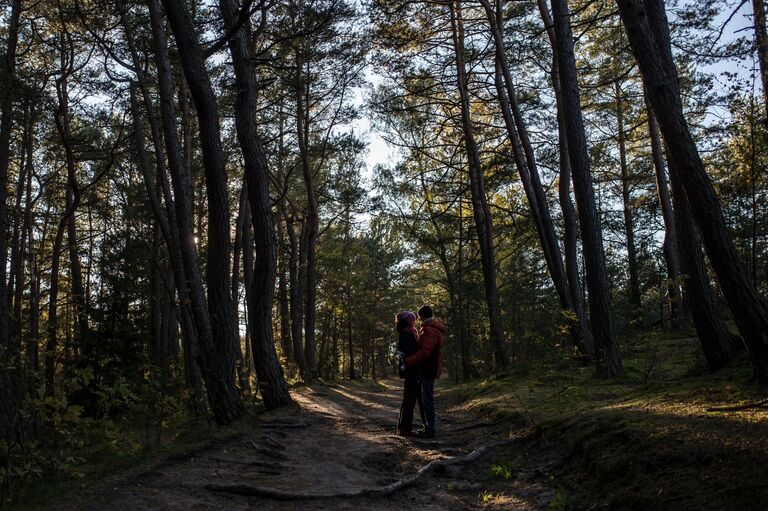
[706,398,768,412]
[207,437,520,500]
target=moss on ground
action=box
[442,332,768,511]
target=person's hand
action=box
[396,351,406,372]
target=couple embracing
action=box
[395,305,446,439]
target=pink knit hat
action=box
[396,310,417,324]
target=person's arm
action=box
[405,332,436,366]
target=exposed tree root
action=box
[706,398,768,412]
[262,434,286,451]
[250,440,289,460]
[207,438,519,500]
[260,422,308,429]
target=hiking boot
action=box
[416,429,435,439]
[397,429,416,437]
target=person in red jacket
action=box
[404,305,446,438]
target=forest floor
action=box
[59,378,556,510]
[15,333,768,510]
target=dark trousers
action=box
[397,377,425,433]
[421,377,436,434]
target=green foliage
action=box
[489,462,515,480]
[477,489,496,504]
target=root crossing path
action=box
[79,379,557,510]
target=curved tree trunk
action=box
[536,0,592,357]
[450,0,510,371]
[615,82,642,321]
[551,0,623,376]
[482,0,594,357]
[646,100,684,331]
[151,0,242,423]
[0,0,22,446]
[294,55,319,380]
[218,0,293,408]
[616,0,768,383]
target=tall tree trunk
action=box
[120,7,206,413]
[551,0,623,376]
[24,105,40,398]
[232,186,250,396]
[449,0,510,371]
[218,0,292,408]
[277,214,293,362]
[0,0,22,448]
[294,55,319,380]
[128,83,206,414]
[482,0,594,357]
[150,0,241,422]
[616,0,768,382]
[54,40,89,359]
[646,99,684,331]
[616,81,642,320]
[537,0,591,355]
[8,114,27,374]
[275,109,293,363]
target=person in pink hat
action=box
[395,310,425,436]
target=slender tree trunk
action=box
[120,7,206,413]
[0,0,22,448]
[150,219,163,373]
[277,214,293,362]
[232,186,250,396]
[537,0,591,357]
[24,106,40,398]
[8,118,27,374]
[150,0,241,422]
[646,99,684,331]
[275,109,293,363]
[241,198,256,393]
[129,83,206,413]
[616,0,768,382]
[551,0,622,376]
[54,47,89,359]
[348,315,355,379]
[482,0,593,357]
[294,55,319,380]
[616,81,642,320]
[286,216,309,377]
[450,0,510,371]
[218,0,292,407]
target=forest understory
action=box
[11,333,767,511]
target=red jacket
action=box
[405,319,446,379]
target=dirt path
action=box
[76,379,556,510]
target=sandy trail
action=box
[76,379,554,510]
